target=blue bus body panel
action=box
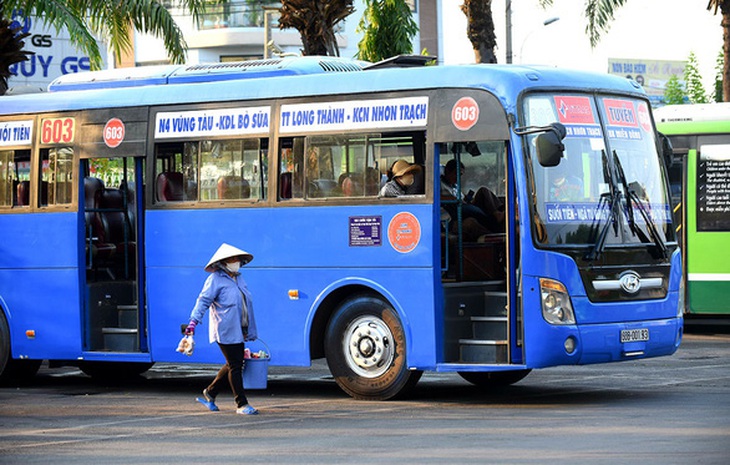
[0,212,82,360]
[520,248,683,368]
[145,204,439,368]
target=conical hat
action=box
[204,243,254,272]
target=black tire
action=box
[0,310,42,383]
[325,295,422,400]
[79,361,154,380]
[458,369,532,387]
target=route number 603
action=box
[40,117,75,145]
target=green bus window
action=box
[40,147,73,207]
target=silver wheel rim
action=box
[342,315,394,379]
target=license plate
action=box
[621,328,649,343]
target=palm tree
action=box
[278,0,355,56]
[461,0,552,64]
[0,0,208,94]
[0,1,32,95]
[460,0,496,63]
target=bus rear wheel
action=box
[325,295,422,400]
[458,369,532,387]
[0,311,42,383]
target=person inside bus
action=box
[379,159,423,197]
[549,160,583,202]
[440,159,505,239]
[184,243,259,415]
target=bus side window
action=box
[0,149,31,208]
[199,139,266,201]
[40,147,74,207]
[153,142,198,202]
[279,137,304,200]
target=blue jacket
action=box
[189,269,258,344]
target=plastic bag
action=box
[176,334,194,356]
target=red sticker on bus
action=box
[451,97,479,131]
[636,102,652,132]
[554,96,595,124]
[603,99,638,127]
[103,118,125,148]
[388,212,421,253]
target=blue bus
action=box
[0,56,683,399]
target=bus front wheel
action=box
[325,295,422,400]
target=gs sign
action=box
[31,34,52,47]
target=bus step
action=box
[471,316,508,340]
[483,292,507,317]
[117,305,138,328]
[458,339,508,364]
[102,327,139,352]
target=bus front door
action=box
[83,157,147,354]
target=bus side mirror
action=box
[659,132,674,169]
[536,123,566,167]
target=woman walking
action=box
[184,243,259,415]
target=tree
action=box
[584,0,730,101]
[685,51,709,104]
[356,0,418,62]
[715,49,723,102]
[461,0,552,64]
[278,0,355,56]
[663,73,685,106]
[0,1,32,95]
[460,0,497,63]
[0,0,207,94]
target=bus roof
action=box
[46,56,367,92]
[654,103,730,135]
[0,57,645,117]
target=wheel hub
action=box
[344,316,395,378]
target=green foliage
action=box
[356,0,418,63]
[0,9,32,94]
[662,74,685,105]
[684,51,709,104]
[0,0,208,71]
[715,49,723,103]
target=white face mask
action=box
[225,261,241,273]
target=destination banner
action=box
[0,120,34,147]
[279,97,429,134]
[154,106,271,139]
[544,202,672,224]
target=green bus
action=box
[655,103,730,320]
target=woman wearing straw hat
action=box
[184,243,259,415]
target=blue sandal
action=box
[196,389,219,412]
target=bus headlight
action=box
[540,278,576,325]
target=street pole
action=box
[505,0,512,64]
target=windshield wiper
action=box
[612,150,668,259]
[585,150,621,261]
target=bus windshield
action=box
[522,93,674,252]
